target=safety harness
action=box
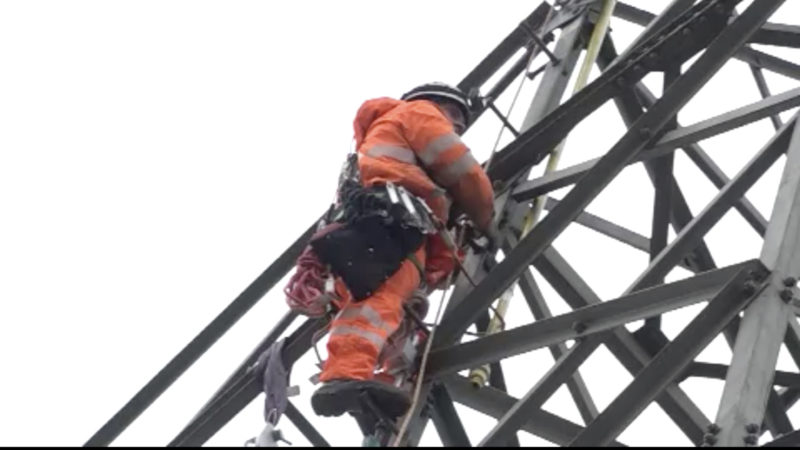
[284,152,435,316]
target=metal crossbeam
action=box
[479,336,605,446]
[569,263,770,446]
[427,261,750,377]
[712,111,800,447]
[510,85,800,202]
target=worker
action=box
[309,82,496,419]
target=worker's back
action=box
[353,96,494,230]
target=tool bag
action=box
[286,153,437,311]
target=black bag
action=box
[310,215,423,301]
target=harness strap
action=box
[406,252,425,285]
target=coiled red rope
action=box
[284,223,342,317]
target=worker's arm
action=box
[400,102,495,231]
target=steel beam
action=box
[764,429,800,447]
[712,117,800,447]
[534,247,714,443]
[542,197,696,272]
[751,65,783,131]
[568,264,769,446]
[510,85,800,202]
[517,268,599,424]
[627,77,770,238]
[647,64,681,325]
[543,197,650,253]
[427,261,750,378]
[429,384,472,447]
[284,401,330,447]
[683,362,800,388]
[444,375,625,447]
[626,114,796,294]
[614,2,800,79]
[479,336,604,447]
[458,3,553,95]
[735,47,800,81]
[611,0,695,67]
[751,22,800,49]
[84,219,317,447]
[720,316,794,439]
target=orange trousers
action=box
[319,245,427,381]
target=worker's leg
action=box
[312,245,425,417]
[320,245,425,381]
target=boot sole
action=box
[311,380,410,418]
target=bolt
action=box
[703,433,718,445]
[615,76,626,87]
[633,63,644,73]
[745,423,759,434]
[742,280,758,297]
[572,321,587,334]
[707,423,721,434]
[681,27,692,37]
[639,127,652,140]
[492,180,504,191]
[743,434,758,445]
[780,288,794,303]
[784,277,797,288]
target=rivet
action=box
[780,289,794,303]
[703,433,717,445]
[743,434,758,445]
[707,423,721,434]
[572,321,587,334]
[742,281,757,297]
[745,423,759,434]
[783,277,797,287]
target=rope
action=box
[390,229,464,447]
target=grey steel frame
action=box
[84,0,800,447]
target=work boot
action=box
[311,379,410,418]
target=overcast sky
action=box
[2,1,800,447]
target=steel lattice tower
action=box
[84,0,800,446]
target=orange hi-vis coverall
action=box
[319,97,494,382]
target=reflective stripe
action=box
[430,186,447,198]
[364,145,417,164]
[434,150,479,186]
[418,133,461,166]
[329,325,386,348]
[336,304,393,334]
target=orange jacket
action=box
[353,97,494,230]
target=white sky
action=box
[1,0,799,447]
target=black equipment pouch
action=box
[310,214,423,301]
[311,153,436,301]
